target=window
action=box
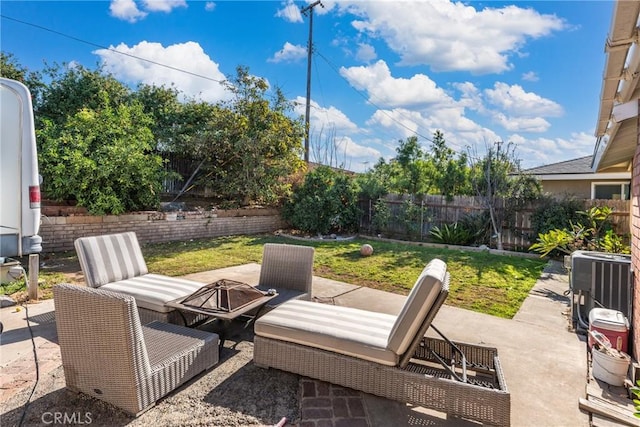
[591,182,630,200]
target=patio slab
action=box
[0,260,590,426]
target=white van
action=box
[0,78,42,258]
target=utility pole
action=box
[301,0,323,163]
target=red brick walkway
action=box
[298,379,370,427]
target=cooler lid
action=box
[589,308,629,331]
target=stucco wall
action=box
[39,209,286,253]
[540,180,592,199]
[541,178,629,199]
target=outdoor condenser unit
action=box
[570,250,632,325]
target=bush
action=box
[283,166,361,235]
[530,197,584,237]
[458,211,492,245]
[371,198,391,234]
[529,206,629,257]
[429,223,473,245]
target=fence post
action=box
[420,199,424,240]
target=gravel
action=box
[1,331,300,427]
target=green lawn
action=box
[3,234,548,319]
[143,235,548,319]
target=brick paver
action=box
[298,379,370,427]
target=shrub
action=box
[529,206,629,257]
[530,197,584,237]
[371,198,391,234]
[429,223,473,245]
[283,166,361,235]
[458,211,492,245]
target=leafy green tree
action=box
[426,130,471,199]
[37,92,164,214]
[132,83,183,150]
[166,66,305,205]
[0,52,45,104]
[393,136,427,194]
[36,64,130,128]
[283,166,361,235]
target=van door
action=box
[0,78,42,257]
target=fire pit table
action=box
[166,279,278,349]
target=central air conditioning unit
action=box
[570,250,632,327]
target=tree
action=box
[36,67,165,214]
[0,52,44,104]
[35,64,130,128]
[426,130,470,199]
[311,123,349,169]
[393,136,428,194]
[166,66,305,206]
[468,141,541,250]
[132,83,183,150]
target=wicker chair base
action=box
[254,335,510,427]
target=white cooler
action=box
[588,308,629,353]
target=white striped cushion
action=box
[75,232,148,288]
[254,300,399,366]
[101,274,206,313]
[386,259,446,354]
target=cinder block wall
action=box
[632,144,640,361]
[39,209,286,253]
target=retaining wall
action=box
[39,209,286,253]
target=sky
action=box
[1,0,615,172]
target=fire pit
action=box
[179,279,269,313]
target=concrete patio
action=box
[1,260,589,426]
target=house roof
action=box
[522,155,630,181]
[523,156,593,175]
[593,1,640,172]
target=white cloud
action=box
[276,0,303,23]
[340,60,453,108]
[355,43,376,63]
[484,82,563,118]
[110,0,186,21]
[141,0,186,13]
[493,113,551,133]
[205,2,215,12]
[269,42,307,63]
[510,131,596,168]
[109,0,147,23]
[293,96,359,134]
[343,1,566,74]
[522,71,539,82]
[93,41,229,103]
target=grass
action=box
[2,234,549,319]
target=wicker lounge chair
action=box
[74,232,206,325]
[255,243,315,307]
[254,259,510,426]
[54,284,219,416]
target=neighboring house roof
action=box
[524,156,629,181]
[593,1,640,172]
[524,156,593,175]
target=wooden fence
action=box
[358,195,630,252]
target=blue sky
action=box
[1,0,613,172]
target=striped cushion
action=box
[75,232,148,288]
[101,274,206,313]
[254,300,399,366]
[386,259,447,355]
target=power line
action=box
[0,14,226,84]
